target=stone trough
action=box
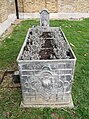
[17,10,76,108]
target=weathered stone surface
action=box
[20,96,74,108]
[18,58,75,107]
[18,0,89,13]
[0,0,8,22]
[17,12,76,107]
[18,0,58,13]
[20,61,74,104]
[0,0,15,23]
[7,0,15,14]
[59,0,89,13]
[40,9,49,26]
[1,0,89,23]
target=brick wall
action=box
[0,0,15,23]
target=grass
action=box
[0,19,89,119]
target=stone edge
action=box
[19,12,89,20]
[20,96,74,108]
[0,14,16,36]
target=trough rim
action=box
[17,27,76,63]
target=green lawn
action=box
[0,19,89,119]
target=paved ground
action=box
[0,20,22,41]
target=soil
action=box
[21,27,71,60]
[39,32,56,59]
[0,73,20,88]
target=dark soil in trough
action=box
[21,27,73,60]
[39,32,58,60]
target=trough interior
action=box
[20,27,74,60]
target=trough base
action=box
[20,96,74,108]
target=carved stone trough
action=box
[17,10,76,108]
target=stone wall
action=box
[0,0,8,22]
[18,0,89,13]
[0,0,89,23]
[18,0,58,13]
[7,0,16,14]
[0,0,15,23]
[59,0,89,13]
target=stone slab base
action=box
[0,14,16,36]
[19,12,89,20]
[20,96,74,108]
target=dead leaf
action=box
[0,95,3,99]
[6,112,12,118]
[77,31,81,33]
[72,109,77,117]
[65,26,68,28]
[51,112,60,119]
[84,54,87,56]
